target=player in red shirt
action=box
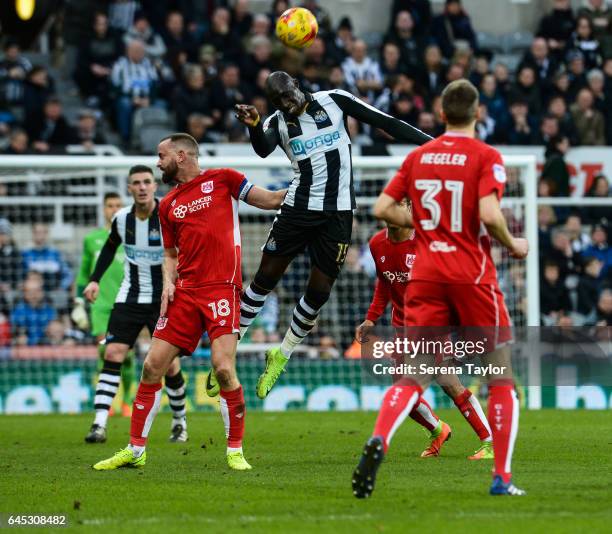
[353,80,528,497]
[356,205,493,460]
[93,133,285,472]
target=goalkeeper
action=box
[73,192,135,418]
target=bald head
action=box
[265,71,306,116]
[156,133,200,184]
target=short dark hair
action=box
[160,133,199,155]
[441,79,479,127]
[103,192,121,202]
[128,165,154,177]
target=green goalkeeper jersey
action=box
[76,227,125,311]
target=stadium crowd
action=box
[0,0,611,354]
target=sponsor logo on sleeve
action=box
[493,163,507,183]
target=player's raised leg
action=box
[410,395,453,458]
[165,357,188,443]
[211,333,251,470]
[85,341,130,443]
[92,338,179,470]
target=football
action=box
[275,7,318,49]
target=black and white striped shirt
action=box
[90,202,164,304]
[111,56,158,98]
[248,89,431,212]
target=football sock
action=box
[280,295,323,358]
[453,389,492,441]
[121,350,136,405]
[129,382,162,447]
[373,380,422,452]
[240,283,271,336]
[409,396,439,433]
[93,359,121,428]
[488,381,519,483]
[219,385,246,451]
[165,370,187,428]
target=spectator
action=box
[537,0,576,56]
[22,66,54,124]
[541,260,572,325]
[172,65,213,131]
[44,318,81,346]
[0,218,23,292]
[317,335,340,360]
[209,64,250,133]
[479,73,509,127]
[431,0,478,59]
[509,66,542,116]
[123,12,167,63]
[241,35,274,84]
[550,227,582,279]
[380,42,406,79]
[10,276,56,345]
[26,97,79,153]
[519,37,558,98]
[567,15,602,70]
[186,113,215,144]
[2,129,30,155]
[300,61,327,93]
[565,213,591,253]
[596,288,612,325]
[575,256,603,323]
[538,205,557,257]
[469,51,491,88]
[74,12,123,108]
[76,109,106,149]
[577,0,612,41]
[389,92,419,126]
[570,87,606,145]
[567,50,589,100]
[475,103,498,143]
[342,39,383,101]
[268,0,291,35]
[418,44,446,103]
[541,134,571,196]
[552,70,572,103]
[375,73,423,115]
[547,95,579,145]
[111,39,161,143]
[586,68,609,118]
[582,174,610,225]
[231,0,254,37]
[537,114,561,145]
[503,99,537,145]
[390,0,433,37]
[22,223,73,291]
[383,10,425,71]
[417,110,442,137]
[243,14,273,54]
[493,62,511,100]
[162,10,199,76]
[583,224,612,282]
[202,7,242,64]
[0,40,32,105]
[326,17,354,66]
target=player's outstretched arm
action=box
[328,90,433,145]
[235,104,280,158]
[160,247,178,317]
[244,186,287,210]
[479,193,529,259]
[373,193,413,228]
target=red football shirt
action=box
[159,168,251,289]
[384,132,506,285]
[366,228,416,327]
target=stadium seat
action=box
[476,31,505,55]
[492,54,522,73]
[138,126,175,154]
[503,31,534,55]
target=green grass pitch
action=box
[2,410,610,533]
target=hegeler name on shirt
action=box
[420,153,467,166]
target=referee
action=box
[83,165,188,444]
[234,70,432,399]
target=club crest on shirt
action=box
[313,110,329,123]
[156,316,168,330]
[201,180,214,194]
[405,254,416,267]
[149,228,161,241]
[493,163,507,183]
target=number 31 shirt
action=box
[384,132,506,285]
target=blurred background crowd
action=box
[0,0,610,356]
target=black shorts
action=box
[106,302,160,348]
[262,205,353,278]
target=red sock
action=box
[453,389,492,441]
[220,385,246,449]
[488,381,519,483]
[409,396,439,432]
[373,379,422,452]
[130,382,162,447]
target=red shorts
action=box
[403,281,513,351]
[153,283,240,354]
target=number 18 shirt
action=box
[384,133,506,286]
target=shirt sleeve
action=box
[366,277,391,323]
[248,113,281,158]
[158,200,176,249]
[224,168,254,201]
[383,156,412,202]
[478,147,506,200]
